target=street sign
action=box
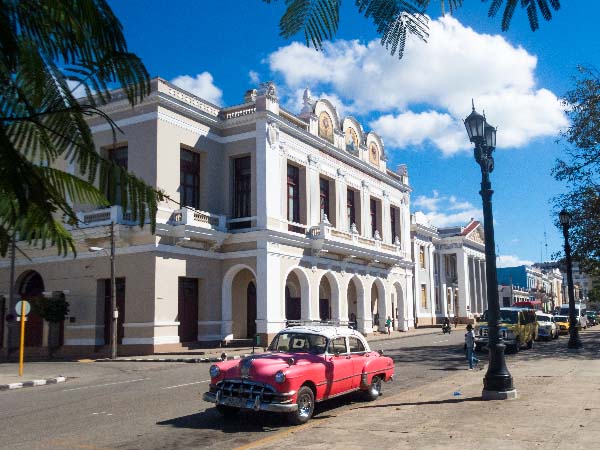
[15,300,30,316]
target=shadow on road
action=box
[353,396,482,410]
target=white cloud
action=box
[67,80,89,99]
[249,70,260,84]
[497,255,535,268]
[171,72,223,106]
[267,16,568,155]
[413,191,481,228]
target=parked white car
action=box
[536,312,559,341]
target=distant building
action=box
[498,264,564,312]
[411,213,487,325]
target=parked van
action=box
[474,308,538,352]
[559,303,588,329]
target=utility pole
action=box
[110,221,117,360]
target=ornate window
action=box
[287,164,300,224]
[347,188,356,231]
[319,178,330,222]
[318,111,334,143]
[421,284,427,309]
[180,148,200,209]
[419,246,426,268]
[370,198,377,238]
[106,145,128,205]
[369,142,379,166]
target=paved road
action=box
[0,330,484,450]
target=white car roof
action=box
[277,325,371,349]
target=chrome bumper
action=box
[203,391,297,413]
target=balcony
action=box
[76,205,143,228]
[308,222,409,266]
[170,208,227,232]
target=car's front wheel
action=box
[364,375,382,401]
[289,386,315,425]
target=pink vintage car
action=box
[203,325,394,424]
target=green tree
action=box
[265,0,561,59]
[553,66,600,271]
[0,0,164,257]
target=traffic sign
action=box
[15,300,30,316]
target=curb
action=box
[94,354,252,364]
[0,376,66,391]
[93,329,449,363]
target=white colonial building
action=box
[1,79,416,356]
[411,212,488,325]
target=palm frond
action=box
[273,0,342,51]
[356,0,429,58]
[485,0,560,31]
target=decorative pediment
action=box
[466,226,485,245]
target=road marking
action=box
[63,378,148,392]
[161,380,210,389]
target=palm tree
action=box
[0,0,164,256]
[265,0,561,59]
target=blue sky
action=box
[108,1,597,267]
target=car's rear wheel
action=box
[364,375,382,401]
[216,405,240,418]
[289,386,314,425]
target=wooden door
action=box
[178,278,198,343]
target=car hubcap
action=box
[298,393,312,418]
[371,378,381,395]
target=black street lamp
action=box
[558,209,582,349]
[464,102,517,400]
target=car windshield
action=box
[268,332,328,354]
[555,316,568,322]
[537,316,550,322]
[499,310,518,324]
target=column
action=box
[481,260,488,311]
[360,180,370,237]
[336,170,347,231]
[307,155,320,226]
[256,249,285,337]
[456,250,469,320]
[382,191,391,243]
[468,257,476,315]
[257,120,282,228]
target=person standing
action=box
[385,316,392,335]
[464,324,479,370]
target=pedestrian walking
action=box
[464,324,479,370]
[453,315,459,328]
[385,316,392,335]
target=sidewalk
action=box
[245,328,600,450]
[0,325,447,391]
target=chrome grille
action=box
[214,380,282,403]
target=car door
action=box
[324,336,354,397]
[347,336,368,389]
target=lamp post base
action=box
[482,388,518,401]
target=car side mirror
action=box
[378,349,384,356]
[334,351,340,357]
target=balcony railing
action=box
[308,222,408,258]
[170,208,227,231]
[76,205,141,228]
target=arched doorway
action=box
[318,277,331,321]
[285,271,302,323]
[394,282,406,331]
[347,276,364,330]
[17,271,45,347]
[284,268,310,323]
[370,279,386,333]
[230,268,257,339]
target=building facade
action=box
[411,212,488,325]
[1,79,415,356]
[498,264,565,312]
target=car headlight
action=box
[275,370,286,383]
[209,365,220,378]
